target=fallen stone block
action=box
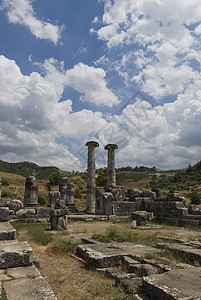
[0,240,32,268]
[4,266,56,299]
[0,208,9,222]
[0,222,16,240]
[7,200,23,213]
[143,267,201,300]
[16,208,36,218]
[76,242,161,269]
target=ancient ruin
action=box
[1,142,201,298]
[24,176,38,207]
[86,141,99,214]
[104,143,118,188]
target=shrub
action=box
[1,179,10,186]
[38,194,48,206]
[74,188,82,199]
[190,190,201,205]
[52,238,81,254]
[49,172,62,186]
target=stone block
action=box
[113,202,137,216]
[4,267,56,299]
[0,207,9,221]
[0,198,8,207]
[7,199,23,212]
[143,191,156,199]
[36,207,51,218]
[0,222,16,240]
[130,220,137,229]
[16,208,36,218]
[0,240,32,268]
[111,188,125,201]
[131,211,152,225]
[143,267,201,300]
[127,189,143,199]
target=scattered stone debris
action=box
[0,222,56,299]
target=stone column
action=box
[66,183,75,204]
[24,176,38,207]
[104,144,118,188]
[0,177,2,199]
[59,177,68,203]
[86,141,99,214]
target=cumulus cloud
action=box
[0,0,62,44]
[1,55,201,171]
[93,0,201,100]
[66,63,119,107]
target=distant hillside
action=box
[0,160,59,179]
[149,161,201,191]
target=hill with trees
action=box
[0,160,59,179]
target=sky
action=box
[0,0,201,171]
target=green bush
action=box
[1,179,10,186]
[190,190,201,205]
[74,188,82,199]
[1,191,17,199]
[52,238,81,253]
[38,194,48,206]
[49,172,63,186]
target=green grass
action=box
[0,290,7,300]
[92,225,159,246]
[52,238,82,254]
[11,222,53,245]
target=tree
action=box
[96,167,107,189]
[189,190,201,205]
[49,172,63,186]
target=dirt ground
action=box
[15,220,201,300]
[16,221,131,300]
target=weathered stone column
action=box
[0,177,2,199]
[104,144,118,188]
[86,141,99,214]
[59,177,68,203]
[66,183,75,204]
[24,176,38,207]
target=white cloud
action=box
[0,0,62,44]
[93,0,201,100]
[66,63,119,107]
[1,55,201,171]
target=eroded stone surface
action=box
[0,240,32,269]
[76,242,161,268]
[0,222,16,240]
[143,267,201,300]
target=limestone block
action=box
[7,199,23,212]
[0,207,9,222]
[131,211,148,225]
[24,176,38,207]
[130,220,137,229]
[16,208,36,218]
[0,198,8,207]
[111,188,125,201]
[0,240,32,268]
[0,222,16,240]
[143,191,156,199]
[58,216,68,230]
[127,189,143,199]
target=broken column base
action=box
[49,209,68,230]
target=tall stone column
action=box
[86,141,99,214]
[105,144,118,188]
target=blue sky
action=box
[0,0,201,171]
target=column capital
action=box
[104,143,118,150]
[86,141,99,148]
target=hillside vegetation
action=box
[0,160,59,179]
